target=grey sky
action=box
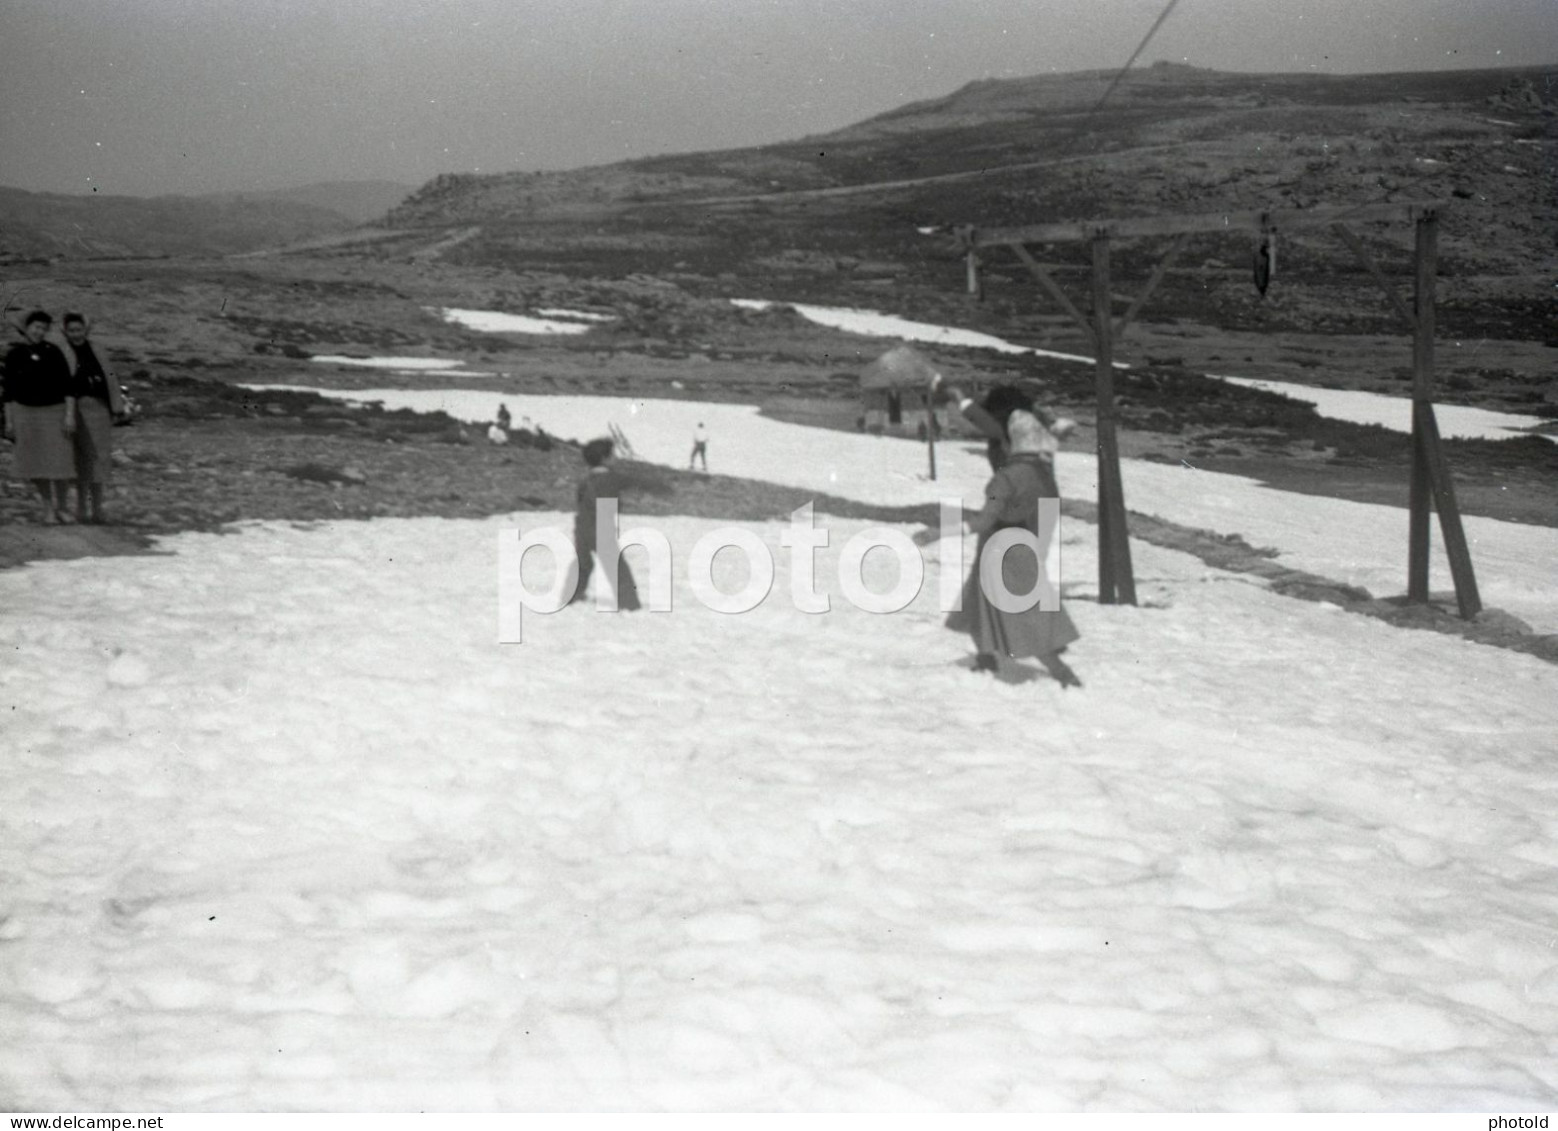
[2,0,1553,198]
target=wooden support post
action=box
[1091,232,1136,606]
[1415,402,1483,618]
[924,390,938,481]
[1407,425,1433,604]
[1407,213,1436,603]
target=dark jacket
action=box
[1,341,77,407]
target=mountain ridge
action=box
[0,179,414,261]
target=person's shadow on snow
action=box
[954,655,1048,685]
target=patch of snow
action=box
[311,356,463,371]
[1211,374,1555,444]
[441,308,595,335]
[534,308,616,323]
[732,298,1109,366]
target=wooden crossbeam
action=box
[1009,243,1095,344]
[1332,222,1416,332]
[976,200,1450,247]
[955,200,1481,624]
[1115,231,1192,339]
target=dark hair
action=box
[980,384,1035,433]
[978,383,1037,471]
[62,312,86,327]
[23,310,51,327]
[581,438,615,467]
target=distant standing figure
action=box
[1,311,78,524]
[568,437,640,610]
[60,313,127,524]
[496,403,512,431]
[690,421,709,471]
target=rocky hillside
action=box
[378,64,1554,340]
[207,180,414,226]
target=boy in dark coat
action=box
[569,438,641,610]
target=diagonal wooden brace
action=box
[1010,243,1096,344]
[1115,231,1192,339]
[1415,403,1483,619]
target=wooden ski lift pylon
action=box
[955,199,1479,617]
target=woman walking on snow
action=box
[919,409,1081,687]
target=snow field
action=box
[2,511,1556,1110]
[242,384,1558,633]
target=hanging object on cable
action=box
[1254,227,1277,297]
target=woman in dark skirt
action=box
[1,311,79,524]
[921,408,1082,687]
[61,313,126,524]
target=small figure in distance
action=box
[690,421,709,471]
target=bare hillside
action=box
[378,64,1554,342]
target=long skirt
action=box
[73,398,114,484]
[945,527,1079,659]
[567,535,642,610]
[8,403,76,480]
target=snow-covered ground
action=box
[4,504,1556,1110]
[241,384,1558,634]
[6,307,1555,1110]
[1213,374,1555,444]
[732,298,1552,443]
